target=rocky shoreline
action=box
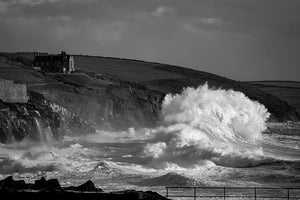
[0,176,168,200]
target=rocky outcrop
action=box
[64,180,102,192]
[0,176,28,191]
[0,91,95,144]
[31,177,61,191]
[0,176,61,191]
[0,96,60,143]
[47,101,95,136]
[0,177,169,200]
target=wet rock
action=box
[0,176,27,190]
[110,190,169,200]
[142,191,169,200]
[32,177,47,189]
[46,179,61,191]
[0,177,169,200]
[0,98,61,143]
[0,91,96,144]
[31,177,61,191]
[65,180,102,192]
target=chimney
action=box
[61,51,66,56]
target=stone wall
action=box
[0,78,28,103]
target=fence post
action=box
[194,187,196,200]
[166,187,168,198]
[287,188,289,200]
[254,187,257,200]
[224,187,226,200]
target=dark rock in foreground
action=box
[0,176,28,191]
[31,177,61,191]
[0,190,169,200]
[64,180,102,192]
[0,176,168,200]
[0,176,62,191]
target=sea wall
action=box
[0,78,28,103]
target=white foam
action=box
[142,84,271,168]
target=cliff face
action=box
[0,96,60,143]
[0,91,94,144]
[31,78,164,131]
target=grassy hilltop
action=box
[247,81,300,115]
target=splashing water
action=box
[142,84,271,168]
[34,118,54,143]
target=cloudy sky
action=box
[0,0,299,81]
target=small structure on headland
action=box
[33,51,75,73]
[0,78,28,103]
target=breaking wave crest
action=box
[142,84,271,168]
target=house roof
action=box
[34,55,72,62]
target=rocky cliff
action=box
[0,90,94,143]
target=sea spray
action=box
[142,84,271,168]
[34,118,54,142]
[0,142,97,174]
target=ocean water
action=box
[0,84,299,196]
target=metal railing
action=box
[165,186,300,199]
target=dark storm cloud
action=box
[0,0,299,81]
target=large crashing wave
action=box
[142,84,271,168]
